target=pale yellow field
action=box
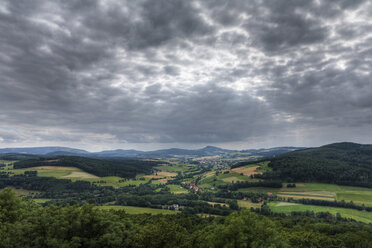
[158,171,177,177]
[144,171,177,179]
[151,179,168,184]
[193,155,221,160]
[231,166,262,176]
[277,191,336,201]
[144,175,162,179]
[203,171,216,178]
[276,202,300,207]
[207,201,229,207]
[27,166,79,171]
[237,200,262,208]
[62,171,98,179]
[16,166,98,179]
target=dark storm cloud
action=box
[0,0,371,148]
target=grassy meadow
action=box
[269,201,372,224]
[237,183,372,207]
[2,162,153,188]
[167,184,188,194]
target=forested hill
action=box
[13,156,162,178]
[256,142,372,187]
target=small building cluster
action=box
[184,182,199,192]
[267,192,274,197]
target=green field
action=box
[337,192,372,207]
[0,160,16,166]
[237,183,372,206]
[218,173,252,182]
[2,163,151,188]
[85,176,150,188]
[97,205,178,214]
[4,164,86,178]
[155,162,191,173]
[269,201,372,224]
[198,174,226,189]
[167,184,188,194]
[237,200,262,209]
[33,198,53,204]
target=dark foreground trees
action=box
[1,188,372,248]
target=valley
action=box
[2,142,372,224]
[2,142,372,247]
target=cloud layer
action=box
[0,0,371,150]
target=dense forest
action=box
[1,188,372,248]
[249,142,372,187]
[13,156,162,178]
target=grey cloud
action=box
[158,84,273,142]
[0,0,372,148]
[163,65,180,76]
[0,129,23,143]
[244,0,328,53]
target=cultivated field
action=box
[231,165,262,177]
[206,201,229,207]
[61,171,98,179]
[277,191,336,201]
[237,183,372,207]
[167,184,188,194]
[269,201,372,224]
[4,163,151,188]
[337,192,372,207]
[11,165,85,178]
[237,200,262,209]
[144,171,178,179]
[155,162,192,173]
[198,171,253,189]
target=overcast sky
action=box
[0,0,371,151]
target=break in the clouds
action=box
[0,0,371,150]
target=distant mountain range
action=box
[0,145,305,158]
[0,147,89,155]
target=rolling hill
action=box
[254,142,372,187]
[0,145,304,158]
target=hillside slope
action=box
[13,156,162,178]
[258,142,372,187]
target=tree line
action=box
[1,188,372,248]
[13,156,162,178]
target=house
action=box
[267,192,274,197]
[184,182,199,192]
